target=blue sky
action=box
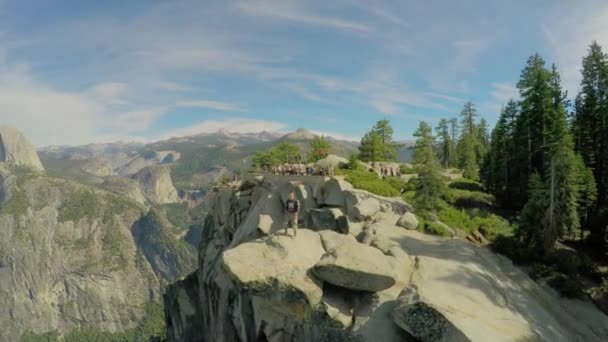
[1,0,608,146]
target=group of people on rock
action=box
[373,162,402,178]
[269,164,335,177]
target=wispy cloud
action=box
[479,82,519,115]
[236,1,371,33]
[177,100,246,112]
[541,4,608,94]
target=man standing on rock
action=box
[283,191,300,237]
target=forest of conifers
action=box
[421,41,608,259]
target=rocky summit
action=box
[164,175,608,342]
[0,126,45,171]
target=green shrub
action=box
[491,235,542,264]
[547,274,584,299]
[423,221,451,237]
[530,264,558,280]
[344,170,400,197]
[449,179,485,192]
[400,164,418,174]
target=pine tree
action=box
[448,118,459,167]
[435,119,451,168]
[358,131,383,162]
[476,118,490,160]
[574,154,598,239]
[309,136,331,162]
[372,119,402,161]
[413,122,435,165]
[516,58,580,254]
[458,102,479,180]
[571,41,608,246]
[482,100,518,204]
[413,121,445,209]
[518,173,547,251]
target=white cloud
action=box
[236,1,371,33]
[479,82,519,115]
[177,100,246,112]
[542,4,608,94]
[159,118,289,139]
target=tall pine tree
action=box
[458,102,479,180]
[413,121,445,209]
[435,119,451,168]
[571,41,608,246]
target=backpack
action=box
[285,199,299,213]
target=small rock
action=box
[397,212,419,230]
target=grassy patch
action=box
[343,169,401,197]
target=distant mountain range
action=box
[38,129,414,190]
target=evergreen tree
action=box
[574,154,598,239]
[358,131,383,162]
[476,118,490,160]
[435,119,451,168]
[514,57,580,254]
[458,101,480,180]
[571,41,608,245]
[413,122,435,165]
[482,100,518,204]
[518,173,547,251]
[308,136,331,162]
[413,121,445,209]
[448,118,459,167]
[372,119,403,161]
[359,120,402,162]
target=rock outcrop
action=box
[164,175,608,342]
[131,165,180,204]
[0,126,44,171]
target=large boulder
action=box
[391,286,470,342]
[344,188,411,220]
[312,238,399,292]
[307,208,349,234]
[222,230,325,307]
[0,126,44,171]
[396,212,419,230]
[352,198,381,221]
[317,178,352,207]
[131,165,180,204]
[315,155,349,170]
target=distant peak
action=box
[282,128,317,140]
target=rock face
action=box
[0,126,44,171]
[116,150,181,176]
[0,165,155,341]
[164,174,608,342]
[131,165,180,204]
[0,157,199,341]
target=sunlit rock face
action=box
[164,175,608,342]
